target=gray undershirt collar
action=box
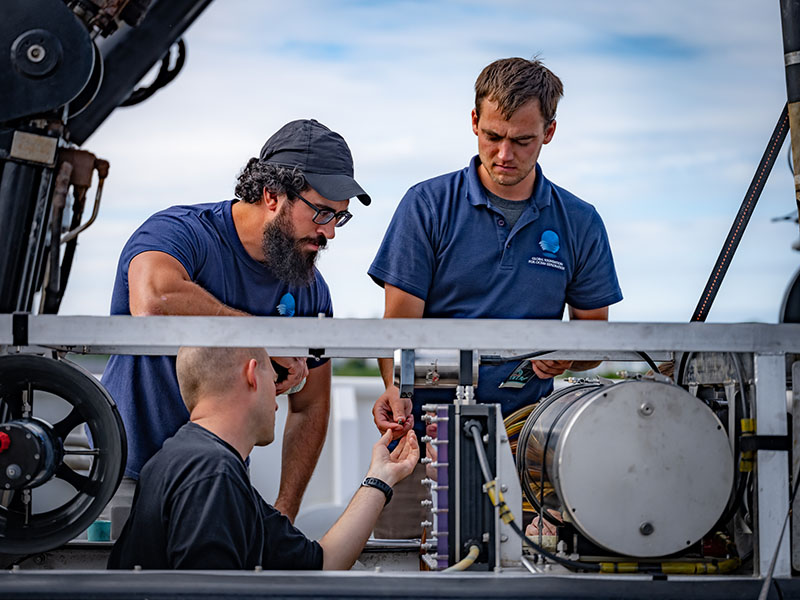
[484,188,531,229]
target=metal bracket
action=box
[11,312,28,347]
[740,435,792,452]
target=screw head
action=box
[639,402,654,417]
[27,44,46,63]
[639,522,654,536]
[6,464,22,479]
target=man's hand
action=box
[531,359,572,379]
[271,356,309,395]
[366,430,419,487]
[372,385,413,439]
[525,509,563,537]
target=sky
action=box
[58,0,800,323]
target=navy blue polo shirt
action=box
[369,157,622,421]
[101,200,333,479]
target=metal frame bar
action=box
[0,315,799,357]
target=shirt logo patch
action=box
[539,230,560,257]
[529,229,565,271]
[276,293,296,316]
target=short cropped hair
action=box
[234,160,307,204]
[176,347,269,412]
[474,57,564,123]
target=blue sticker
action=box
[276,293,296,316]
[539,230,560,257]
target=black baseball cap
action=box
[259,119,371,205]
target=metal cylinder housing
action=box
[519,379,734,557]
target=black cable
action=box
[636,351,659,374]
[537,399,578,528]
[466,423,602,572]
[120,39,187,107]
[509,519,602,572]
[691,104,789,322]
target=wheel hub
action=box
[0,419,63,490]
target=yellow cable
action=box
[443,545,481,572]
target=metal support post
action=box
[754,353,791,577]
[791,360,800,570]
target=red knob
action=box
[0,432,9,453]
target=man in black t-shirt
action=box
[108,346,418,570]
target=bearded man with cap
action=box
[100,119,370,529]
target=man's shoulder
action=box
[146,200,230,225]
[409,166,468,196]
[143,424,245,483]
[546,178,601,221]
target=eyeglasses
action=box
[294,191,353,227]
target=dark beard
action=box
[261,209,327,287]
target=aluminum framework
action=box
[1,314,798,577]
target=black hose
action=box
[637,351,659,374]
[120,39,187,107]
[691,104,789,322]
[467,423,602,572]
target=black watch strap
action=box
[361,477,393,506]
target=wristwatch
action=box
[361,476,393,506]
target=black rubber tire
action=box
[0,354,126,554]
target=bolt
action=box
[420,499,433,507]
[639,402,654,417]
[27,44,46,63]
[639,522,654,536]
[420,520,432,528]
[34,453,40,460]
[420,457,432,464]
[500,484,508,492]
[500,535,508,542]
[6,464,22,480]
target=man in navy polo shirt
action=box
[101,119,370,527]
[368,58,622,537]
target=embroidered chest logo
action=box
[276,293,296,316]
[528,230,565,271]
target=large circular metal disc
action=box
[554,380,733,557]
[0,354,126,554]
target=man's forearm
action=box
[274,389,329,521]
[135,279,246,317]
[319,486,385,569]
[378,357,394,389]
[569,360,603,372]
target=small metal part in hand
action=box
[397,417,405,426]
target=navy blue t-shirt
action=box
[108,423,323,570]
[101,200,333,478]
[369,157,622,422]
